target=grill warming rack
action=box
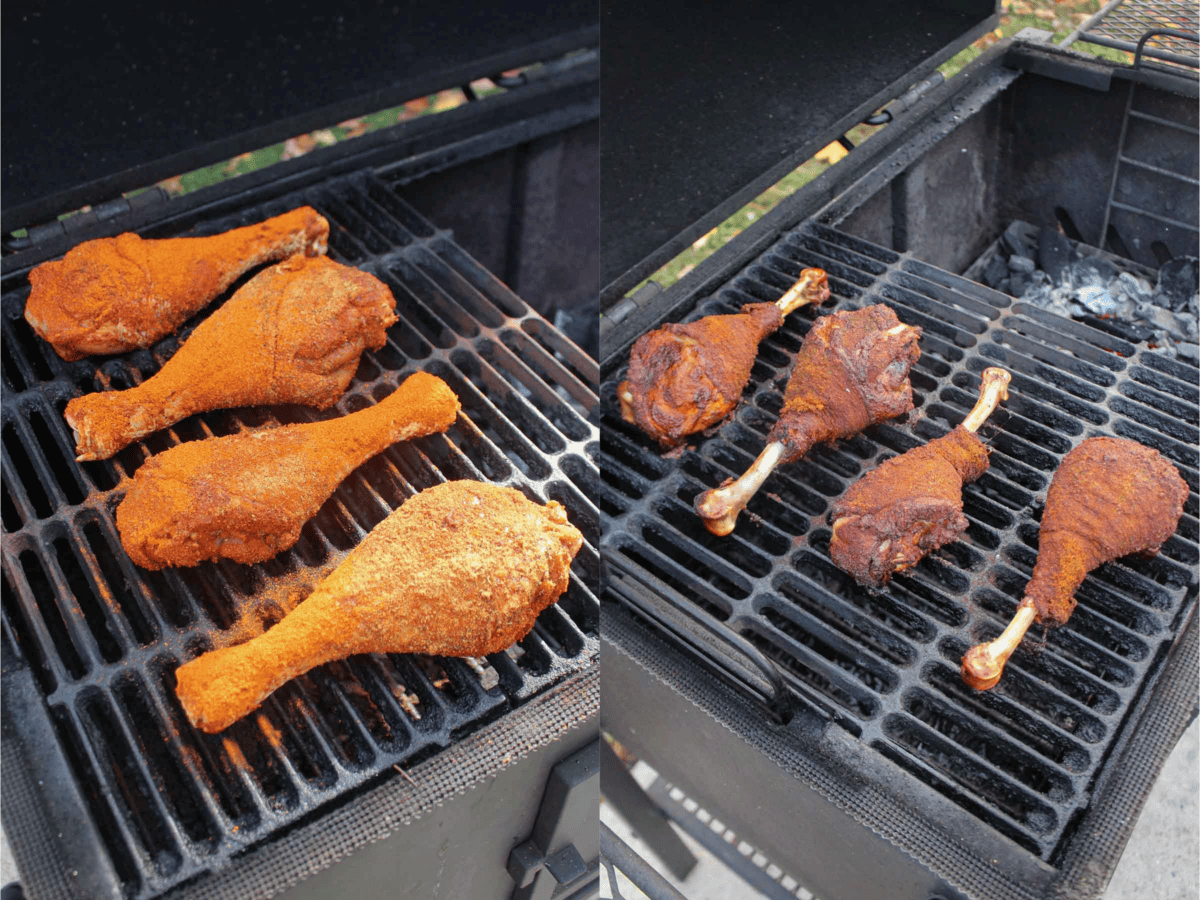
[600,221,1198,864]
[1,171,600,899]
[1065,0,1200,72]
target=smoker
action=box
[599,3,1198,899]
[2,5,599,899]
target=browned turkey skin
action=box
[618,268,830,446]
[695,304,922,536]
[962,436,1188,690]
[829,368,1010,587]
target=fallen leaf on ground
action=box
[815,141,849,165]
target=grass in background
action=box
[629,0,1127,296]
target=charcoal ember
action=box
[982,254,1009,288]
[1177,342,1200,363]
[1038,228,1078,284]
[1155,257,1199,311]
[1001,221,1036,259]
[1009,254,1036,274]
[1075,284,1121,316]
[1075,257,1119,284]
[1010,272,1031,297]
[1139,305,1189,340]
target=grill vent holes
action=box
[1151,241,1173,266]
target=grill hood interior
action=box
[599,0,1000,302]
[0,1,598,233]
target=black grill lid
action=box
[0,1,598,233]
[599,0,1000,303]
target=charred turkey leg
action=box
[619,268,830,446]
[695,304,922,536]
[962,436,1187,690]
[829,367,1011,587]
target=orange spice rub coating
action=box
[830,426,989,587]
[619,303,784,446]
[116,371,460,569]
[772,304,922,463]
[25,207,329,361]
[64,254,397,461]
[1025,436,1188,626]
[174,480,584,732]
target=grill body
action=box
[600,42,1198,900]
[1,57,600,900]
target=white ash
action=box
[978,224,1199,359]
[1018,260,1198,357]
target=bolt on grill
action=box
[600,221,1198,862]
[1,171,600,899]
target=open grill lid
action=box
[0,1,598,234]
[599,0,1000,304]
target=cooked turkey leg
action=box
[116,371,460,569]
[64,255,396,461]
[962,436,1188,690]
[25,207,329,361]
[695,305,922,536]
[618,268,830,446]
[829,367,1011,587]
[174,481,583,732]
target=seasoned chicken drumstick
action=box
[830,368,1011,587]
[962,437,1187,690]
[175,480,584,733]
[619,268,830,447]
[65,255,397,461]
[25,207,329,361]
[696,304,922,536]
[116,371,460,569]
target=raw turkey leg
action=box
[174,480,584,732]
[64,254,396,461]
[117,371,460,569]
[25,207,329,360]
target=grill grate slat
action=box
[601,222,1198,861]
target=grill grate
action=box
[600,222,1198,862]
[1069,0,1200,72]
[1,172,599,898]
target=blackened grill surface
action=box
[599,222,1199,865]
[1,174,599,899]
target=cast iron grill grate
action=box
[600,222,1198,863]
[1,171,599,898]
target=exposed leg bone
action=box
[962,367,1011,433]
[695,442,785,535]
[776,268,830,316]
[961,601,1036,690]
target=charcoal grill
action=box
[2,6,599,900]
[599,6,1198,899]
